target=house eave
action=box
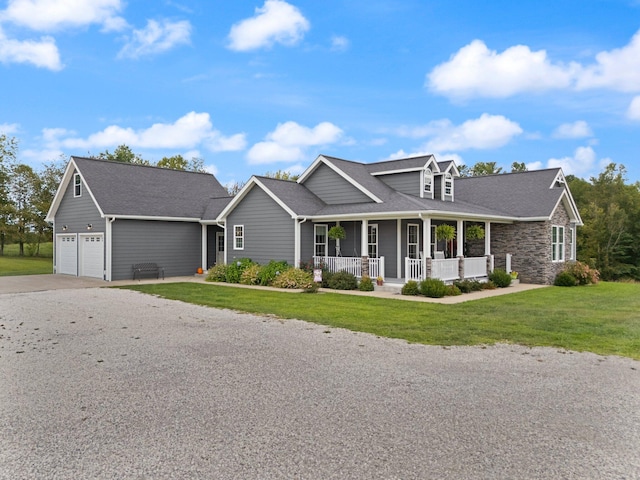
[305,210,521,223]
[107,214,202,222]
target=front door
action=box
[216,232,224,265]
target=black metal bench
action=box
[132,263,164,280]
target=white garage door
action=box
[80,234,104,279]
[57,234,77,275]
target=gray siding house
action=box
[218,154,583,285]
[46,157,231,281]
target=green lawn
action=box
[122,282,640,360]
[0,242,53,276]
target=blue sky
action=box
[2,0,640,186]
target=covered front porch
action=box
[308,217,498,284]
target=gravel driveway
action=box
[1,288,639,479]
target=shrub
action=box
[488,269,512,288]
[554,271,578,287]
[358,275,374,291]
[225,258,255,283]
[454,279,483,293]
[272,268,317,292]
[328,270,358,290]
[564,261,599,285]
[419,278,448,298]
[240,263,262,285]
[401,280,420,296]
[446,284,462,296]
[321,269,334,288]
[482,281,497,290]
[206,263,229,282]
[258,260,290,286]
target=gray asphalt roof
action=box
[73,156,229,219]
[254,176,326,216]
[363,155,435,173]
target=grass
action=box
[121,282,640,360]
[0,242,53,276]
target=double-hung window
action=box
[444,173,453,198]
[423,168,433,198]
[552,225,565,262]
[234,225,244,250]
[368,224,378,258]
[74,173,82,197]
[314,224,328,257]
[407,224,419,259]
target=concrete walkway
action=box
[0,273,547,302]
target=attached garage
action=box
[79,234,104,279]
[56,234,78,275]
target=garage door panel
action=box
[80,234,104,279]
[57,235,77,275]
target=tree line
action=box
[2,137,640,280]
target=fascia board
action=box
[216,177,257,220]
[296,155,324,183]
[45,158,105,222]
[252,177,298,218]
[107,215,201,222]
[306,210,519,223]
[370,167,422,176]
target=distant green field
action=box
[0,242,53,276]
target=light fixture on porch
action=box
[62,225,68,231]
[87,224,92,230]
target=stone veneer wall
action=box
[490,204,572,285]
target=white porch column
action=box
[484,221,491,255]
[457,219,464,257]
[396,219,402,278]
[361,219,368,256]
[201,224,208,270]
[423,217,431,258]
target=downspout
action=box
[106,217,116,281]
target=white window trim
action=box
[407,223,419,260]
[314,224,328,258]
[233,225,244,250]
[421,168,434,199]
[368,224,378,258]
[552,225,565,262]
[443,173,453,199]
[569,226,576,261]
[74,173,82,198]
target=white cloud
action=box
[44,112,246,153]
[422,114,523,151]
[0,122,20,134]
[627,96,640,120]
[0,0,126,32]
[427,39,576,99]
[118,19,191,59]
[227,0,309,51]
[552,120,593,139]
[247,121,343,164]
[0,27,62,70]
[428,29,640,99]
[330,35,349,52]
[547,146,610,176]
[576,30,640,92]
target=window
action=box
[444,173,453,197]
[423,168,433,198]
[314,224,328,257]
[74,173,82,197]
[234,225,244,250]
[368,224,378,258]
[552,225,565,262]
[430,224,437,258]
[569,226,576,260]
[407,224,419,259]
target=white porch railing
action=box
[463,256,487,279]
[432,258,459,282]
[314,256,385,278]
[405,258,423,282]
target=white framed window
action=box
[74,173,82,197]
[314,224,328,257]
[444,173,453,198]
[368,224,378,258]
[552,225,565,262]
[407,223,419,259]
[569,226,576,260]
[430,224,437,258]
[422,168,433,198]
[234,225,244,250]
